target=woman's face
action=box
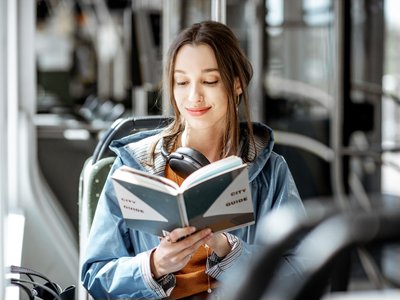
[173,44,228,132]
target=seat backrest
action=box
[79,156,115,231]
[79,115,172,230]
[78,116,172,300]
[91,116,173,164]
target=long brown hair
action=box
[152,21,255,162]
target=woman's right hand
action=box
[150,227,213,278]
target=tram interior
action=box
[1,0,400,299]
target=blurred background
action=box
[1,0,399,299]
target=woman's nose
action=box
[188,84,203,103]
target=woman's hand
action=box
[150,227,213,279]
[205,232,231,258]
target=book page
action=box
[113,180,169,222]
[182,165,254,234]
[114,166,179,195]
[112,178,186,236]
[202,168,252,217]
[180,156,244,190]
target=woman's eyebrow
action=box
[202,68,219,73]
[174,68,219,74]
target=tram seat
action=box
[78,116,172,299]
[79,115,172,230]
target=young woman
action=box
[81,20,304,299]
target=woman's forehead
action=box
[174,44,219,72]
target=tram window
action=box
[382,0,400,196]
[264,0,335,199]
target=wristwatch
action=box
[156,273,176,291]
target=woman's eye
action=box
[204,80,218,85]
[176,81,188,86]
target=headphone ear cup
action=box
[168,147,210,178]
[175,147,211,166]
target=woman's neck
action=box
[181,127,223,163]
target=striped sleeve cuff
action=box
[140,249,174,298]
[206,233,242,278]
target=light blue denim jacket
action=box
[81,122,305,299]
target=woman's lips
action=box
[186,107,211,116]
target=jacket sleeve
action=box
[253,154,306,282]
[216,153,306,283]
[80,157,167,299]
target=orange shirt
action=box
[165,164,217,299]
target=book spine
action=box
[178,194,189,227]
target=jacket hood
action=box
[110,122,275,182]
[245,122,275,181]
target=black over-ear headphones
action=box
[161,146,210,179]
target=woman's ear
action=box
[234,77,243,96]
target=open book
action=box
[111,156,254,236]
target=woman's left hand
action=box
[151,227,213,279]
[205,232,231,258]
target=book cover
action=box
[111,156,255,236]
